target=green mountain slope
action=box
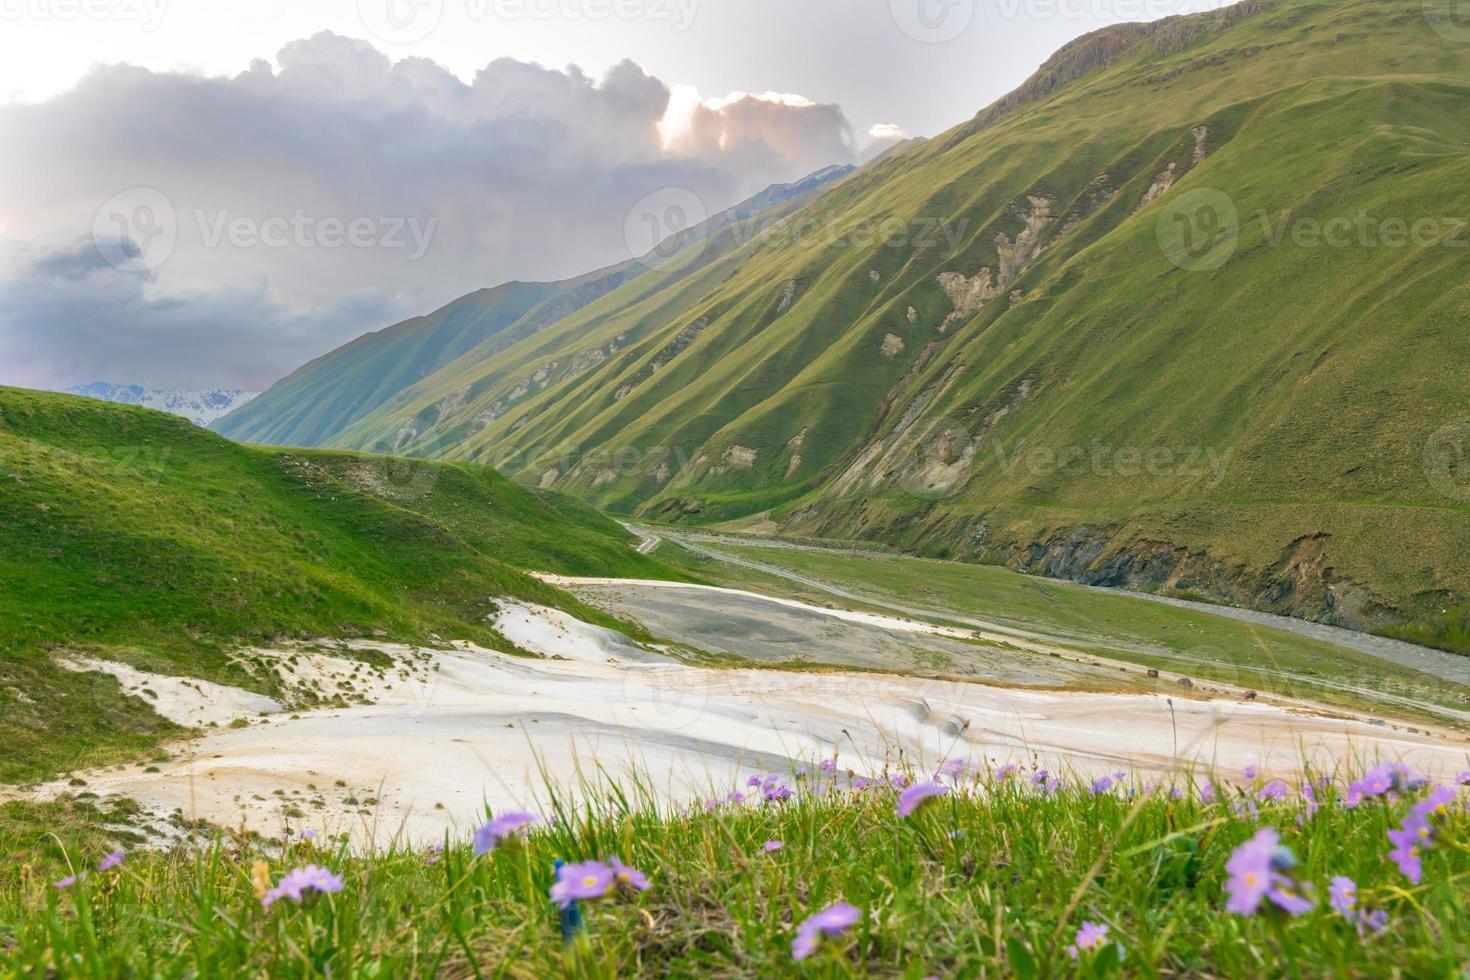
[290,0,1468,648]
[0,387,679,781]
[213,165,856,451]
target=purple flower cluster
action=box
[1385,783,1453,883]
[261,865,344,908]
[1329,875,1390,934]
[1344,762,1423,808]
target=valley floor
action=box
[13,576,1470,849]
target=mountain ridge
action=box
[226,0,1470,652]
[212,163,857,450]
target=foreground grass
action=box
[3,763,1468,977]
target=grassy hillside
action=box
[6,761,1470,976]
[0,387,680,782]
[305,0,1470,647]
[215,166,856,452]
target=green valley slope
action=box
[265,0,1469,650]
[0,387,680,782]
[212,165,856,451]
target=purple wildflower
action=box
[995,762,1019,781]
[1457,770,1470,787]
[261,865,344,908]
[1412,783,1455,820]
[791,902,861,961]
[1090,774,1115,795]
[1346,763,1421,808]
[549,860,614,909]
[55,875,79,890]
[609,857,651,893]
[1387,812,1431,884]
[1267,884,1314,916]
[853,777,871,791]
[99,850,125,872]
[299,829,318,841]
[1301,781,1319,819]
[1257,780,1291,803]
[747,775,763,788]
[1224,828,1311,916]
[938,757,967,782]
[820,758,838,775]
[1233,797,1259,821]
[1242,764,1258,781]
[1329,876,1357,918]
[762,840,784,853]
[1199,780,1217,804]
[1031,769,1050,786]
[1065,921,1120,960]
[1359,909,1390,934]
[888,772,909,789]
[896,780,949,818]
[425,842,444,867]
[473,810,537,855]
[1224,830,1276,914]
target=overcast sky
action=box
[0,0,1221,392]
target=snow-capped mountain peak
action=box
[63,382,258,427]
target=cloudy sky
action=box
[0,0,1220,392]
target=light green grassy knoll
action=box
[284,0,1470,650]
[0,387,686,784]
[649,532,1470,727]
[2,763,1468,976]
[212,165,855,451]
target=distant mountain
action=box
[269,0,1470,650]
[212,164,856,450]
[64,382,256,427]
